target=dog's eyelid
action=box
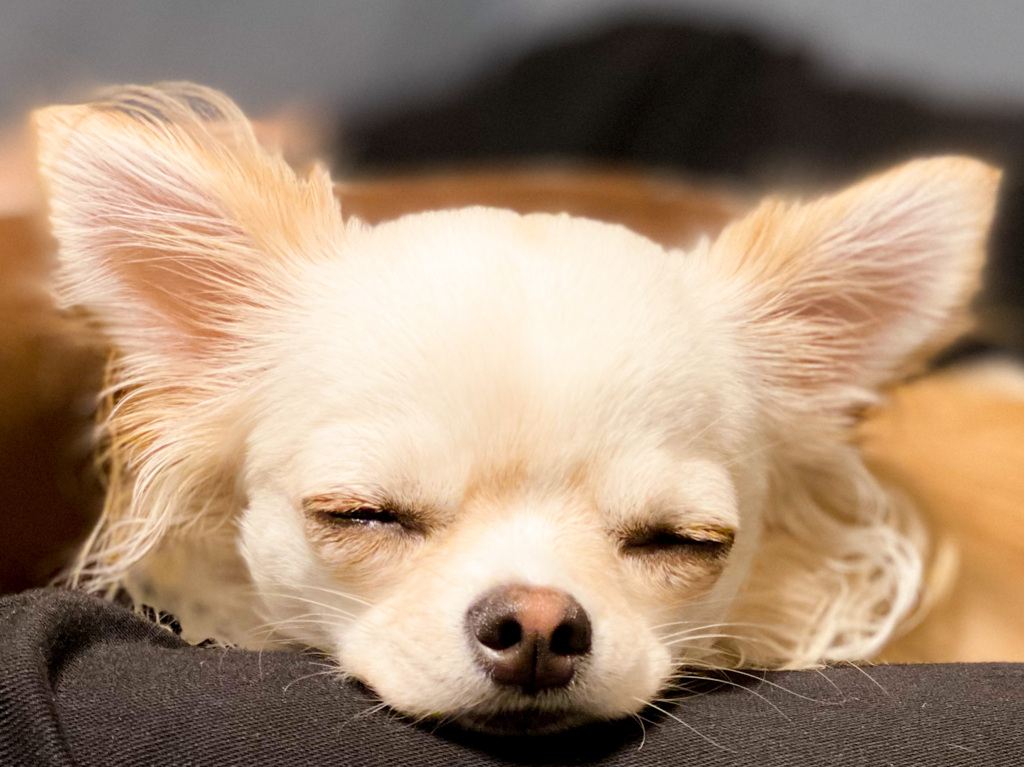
[301,492,424,531]
[617,523,735,557]
[302,492,384,515]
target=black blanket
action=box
[2,589,1021,766]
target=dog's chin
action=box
[451,705,595,735]
[375,682,614,735]
[440,683,629,735]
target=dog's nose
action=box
[466,584,592,693]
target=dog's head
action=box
[36,84,999,732]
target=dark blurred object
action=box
[342,20,1024,359]
[0,217,104,593]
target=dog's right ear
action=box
[709,157,999,421]
[35,83,343,363]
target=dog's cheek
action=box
[329,533,509,716]
[336,596,488,718]
[579,592,676,716]
[239,492,365,648]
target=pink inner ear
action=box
[82,164,257,354]
[105,241,246,354]
[779,232,937,333]
[45,120,302,362]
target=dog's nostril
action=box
[466,584,592,693]
[495,618,522,650]
[476,616,524,651]
[550,614,591,656]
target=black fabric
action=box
[1,589,1022,765]
[342,19,1024,359]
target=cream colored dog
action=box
[35,83,999,732]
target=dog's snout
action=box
[466,584,592,693]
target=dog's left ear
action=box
[34,82,343,365]
[710,157,1000,411]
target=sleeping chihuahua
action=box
[35,83,998,732]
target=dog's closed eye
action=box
[617,524,735,586]
[323,506,406,529]
[619,525,734,560]
[302,494,426,535]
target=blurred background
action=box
[4,0,1024,594]
[5,0,1024,124]
[5,0,1024,309]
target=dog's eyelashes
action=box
[301,493,429,538]
[309,503,427,536]
[620,526,734,560]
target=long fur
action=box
[38,84,342,600]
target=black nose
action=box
[466,584,592,694]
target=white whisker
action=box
[282,668,343,693]
[666,673,792,721]
[633,698,736,754]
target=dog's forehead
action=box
[294,208,739,376]
[262,208,755,480]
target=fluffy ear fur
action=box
[36,82,343,360]
[712,157,999,421]
[35,84,342,591]
[714,158,1001,666]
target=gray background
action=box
[2,0,1024,127]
